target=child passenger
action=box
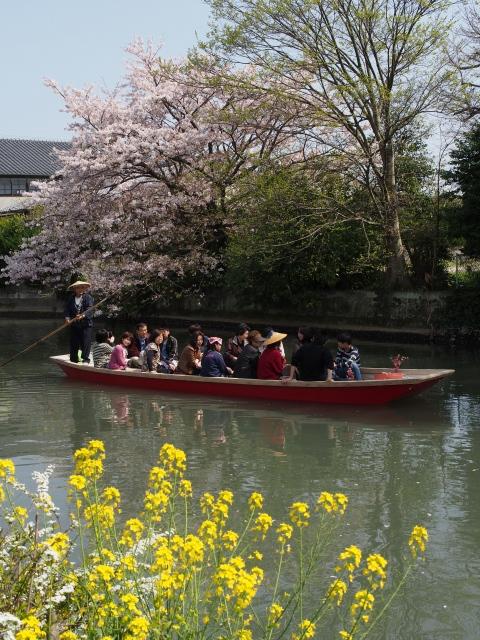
[92,329,114,368]
[334,332,362,380]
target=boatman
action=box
[64,280,94,363]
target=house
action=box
[0,138,70,216]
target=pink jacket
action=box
[108,344,128,370]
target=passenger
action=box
[143,329,168,373]
[261,326,286,360]
[159,325,179,372]
[292,326,309,358]
[224,323,250,368]
[200,337,233,377]
[188,323,209,353]
[257,331,288,380]
[178,331,204,375]
[334,332,362,380]
[108,332,134,370]
[233,330,265,378]
[92,329,114,368]
[127,322,150,368]
[291,327,334,381]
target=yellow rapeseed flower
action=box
[120,593,141,614]
[221,529,239,551]
[408,525,428,558]
[363,553,388,590]
[276,522,293,545]
[158,443,186,475]
[334,493,349,514]
[15,615,46,640]
[198,519,218,549]
[179,479,193,498]
[219,489,234,504]
[292,619,316,639]
[289,502,310,528]
[339,631,354,640]
[317,491,336,512]
[59,632,78,640]
[212,499,230,526]
[13,506,28,524]
[336,545,362,581]
[248,492,263,511]
[119,518,144,547]
[317,491,349,514]
[350,589,375,618]
[102,486,121,508]
[200,492,215,514]
[148,466,166,489]
[0,458,15,479]
[268,602,284,627]
[83,503,115,529]
[45,532,70,556]
[68,474,86,491]
[252,512,273,539]
[327,578,348,605]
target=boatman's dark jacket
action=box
[64,293,95,328]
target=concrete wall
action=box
[0,285,462,339]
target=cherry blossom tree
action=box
[3,41,297,304]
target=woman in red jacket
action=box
[257,331,287,380]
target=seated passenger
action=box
[261,326,286,360]
[159,325,179,372]
[224,323,250,368]
[292,326,308,358]
[291,327,334,381]
[200,337,233,377]
[127,322,150,368]
[108,332,134,370]
[188,323,209,353]
[143,329,169,373]
[233,330,265,378]
[257,331,287,380]
[178,331,204,375]
[334,332,362,380]
[92,329,114,368]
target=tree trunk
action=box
[383,142,410,288]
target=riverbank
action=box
[1,285,478,345]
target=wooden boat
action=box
[50,355,454,406]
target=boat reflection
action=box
[64,379,454,457]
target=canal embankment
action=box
[1,285,479,344]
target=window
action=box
[0,178,11,195]
[11,178,26,194]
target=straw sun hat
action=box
[263,331,287,346]
[68,280,91,290]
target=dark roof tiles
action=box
[0,138,71,177]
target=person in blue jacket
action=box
[200,337,233,377]
[64,280,94,363]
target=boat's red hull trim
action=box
[51,357,453,406]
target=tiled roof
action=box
[0,139,71,177]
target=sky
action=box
[0,0,211,141]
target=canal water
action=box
[0,319,479,639]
